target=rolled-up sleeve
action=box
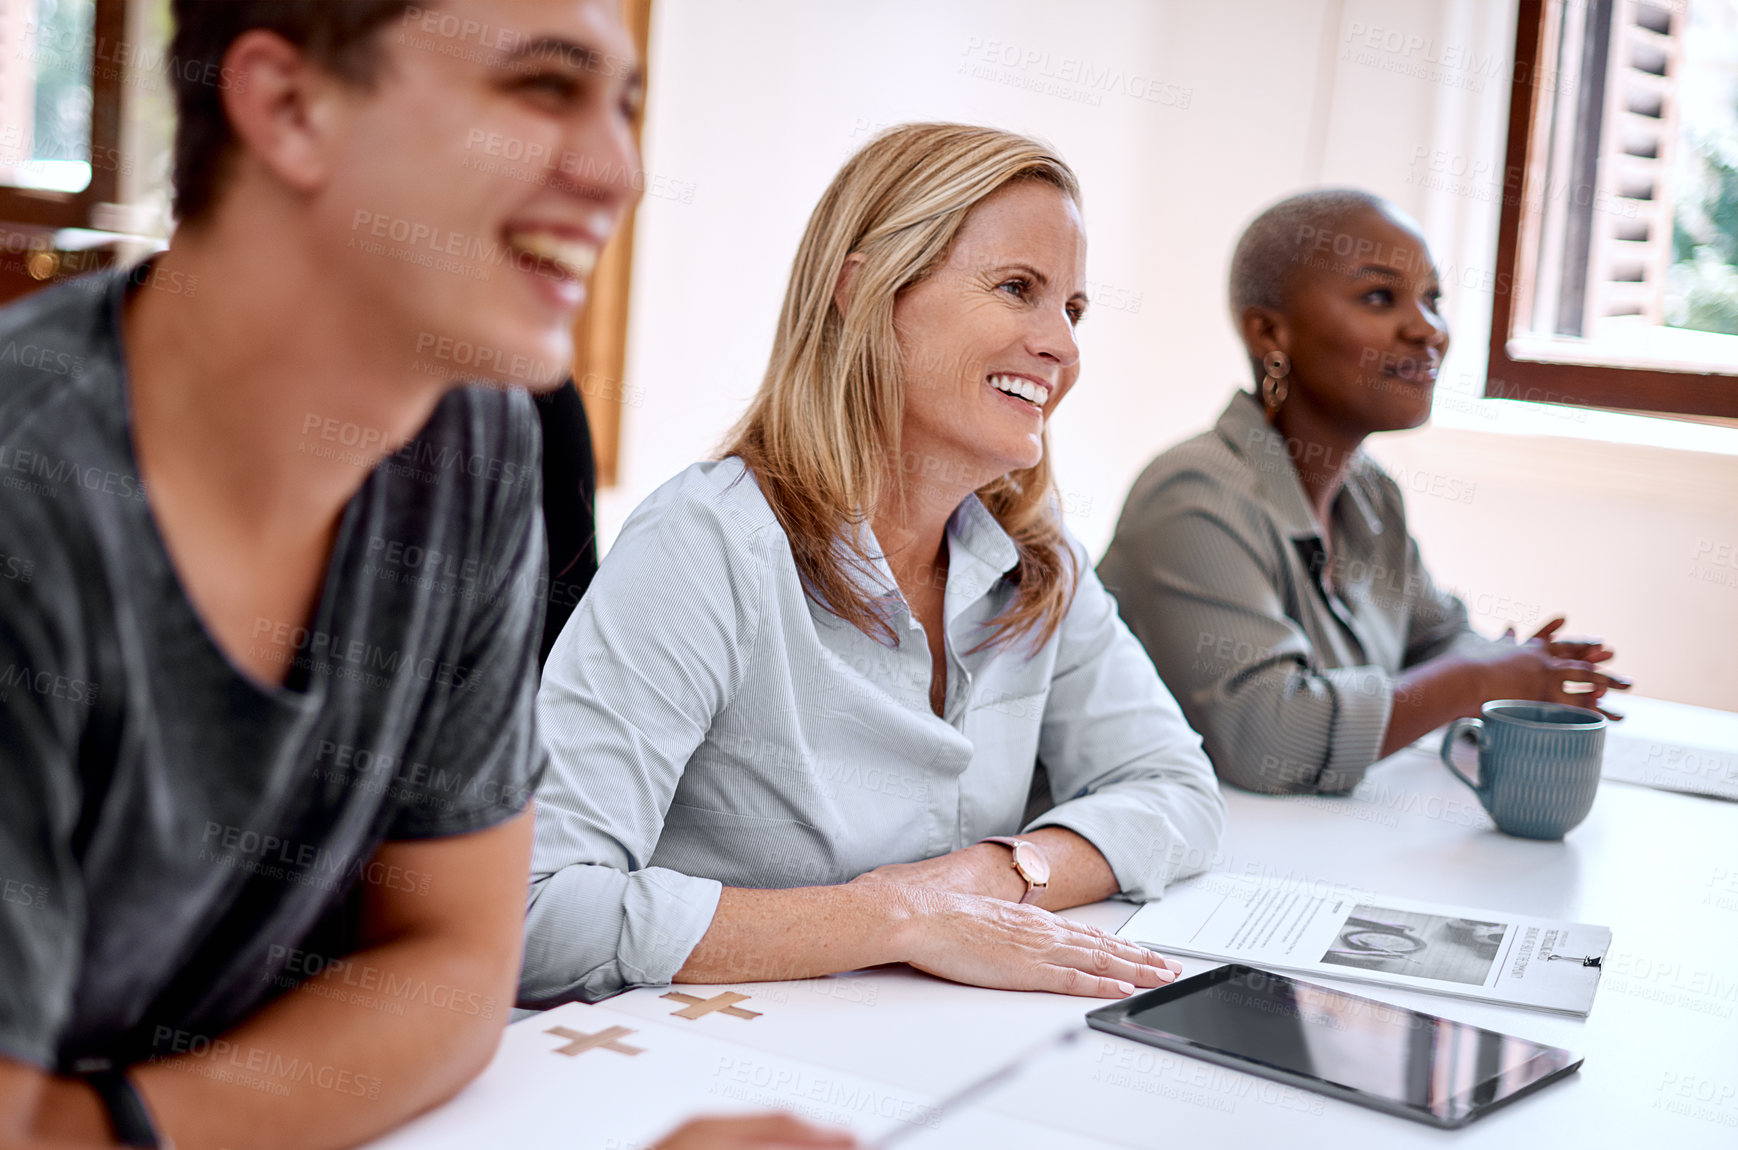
[1100,490,1392,796]
[1023,553,1226,902]
[520,484,766,1006]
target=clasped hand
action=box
[1482,616,1631,719]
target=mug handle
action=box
[1440,717,1487,797]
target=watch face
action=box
[1013,841,1050,885]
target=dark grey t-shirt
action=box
[0,268,547,1071]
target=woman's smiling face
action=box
[889,180,1088,490]
[1278,205,1450,436]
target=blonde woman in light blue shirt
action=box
[522,123,1226,1007]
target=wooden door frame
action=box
[570,0,652,487]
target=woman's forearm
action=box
[674,883,910,984]
[936,829,1120,911]
[1382,655,1488,758]
[842,828,1121,912]
[674,829,1118,984]
[675,877,1180,999]
[1021,828,1119,910]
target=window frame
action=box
[0,0,129,229]
[1489,0,1738,420]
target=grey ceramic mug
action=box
[1439,700,1606,839]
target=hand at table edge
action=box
[650,1112,858,1149]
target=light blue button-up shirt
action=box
[521,458,1225,1004]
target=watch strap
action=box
[978,836,1048,903]
[74,1060,164,1149]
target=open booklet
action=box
[1119,873,1611,1016]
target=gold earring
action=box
[1261,350,1290,412]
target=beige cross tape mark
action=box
[660,990,763,1021]
[545,1024,646,1057]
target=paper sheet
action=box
[1119,873,1611,1016]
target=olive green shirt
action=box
[1098,391,1493,795]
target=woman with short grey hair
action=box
[1098,189,1629,796]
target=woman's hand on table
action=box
[886,886,1180,997]
[652,1113,859,1149]
[677,833,1159,993]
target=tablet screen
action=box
[1114,965,1576,1123]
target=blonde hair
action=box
[723,122,1081,652]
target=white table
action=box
[370,696,1738,1148]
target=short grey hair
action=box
[1227,188,1390,320]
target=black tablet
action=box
[1086,964,1581,1128]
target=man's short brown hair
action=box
[170,0,422,223]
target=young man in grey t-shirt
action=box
[0,2,673,1148]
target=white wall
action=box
[605,0,1738,710]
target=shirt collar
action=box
[1213,390,1385,541]
[942,494,1021,620]
[947,493,1020,578]
[837,493,1021,607]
